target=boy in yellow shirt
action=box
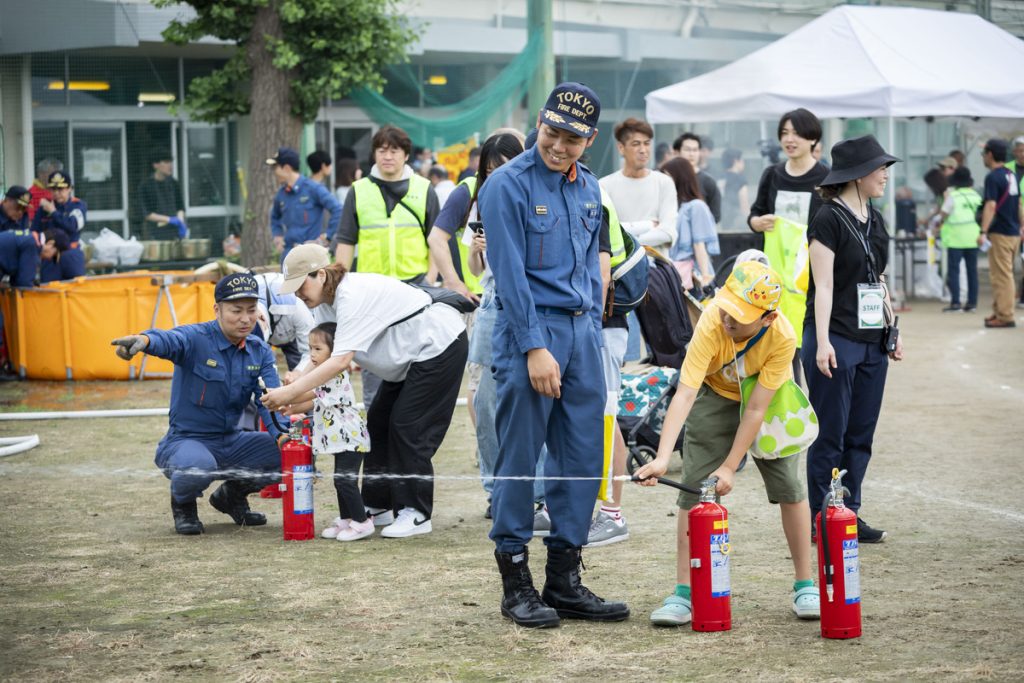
[635,261,819,625]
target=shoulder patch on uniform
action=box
[535,206,548,215]
[205,359,218,367]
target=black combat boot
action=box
[494,548,560,628]
[171,496,204,535]
[209,480,267,526]
[541,546,630,621]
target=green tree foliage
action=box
[154,0,417,265]
[157,0,416,124]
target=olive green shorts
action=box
[676,386,806,509]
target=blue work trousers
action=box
[802,329,888,516]
[490,310,605,553]
[946,247,979,307]
[155,430,281,503]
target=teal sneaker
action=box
[792,585,820,620]
[650,594,692,626]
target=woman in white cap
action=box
[261,244,468,538]
[803,135,904,545]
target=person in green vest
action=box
[936,167,982,313]
[329,125,441,408]
[330,125,440,284]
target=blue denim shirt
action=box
[270,175,342,246]
[144,321,284,439]
[31,198,87,244]
[669,199,720,263]
[478,145,603,354]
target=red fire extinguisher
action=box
[280,415,315,541]
[688,476,731,632]
[816,468,861,639]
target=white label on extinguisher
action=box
[293,464,314,515]
[842,539,861,604]
[710,533,730,597]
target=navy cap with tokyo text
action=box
[540,82,601,139]
[215,273,260,302]
[266,146,301,170]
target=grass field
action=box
[1,299,1022,682]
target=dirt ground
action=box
[1,295,1022,682]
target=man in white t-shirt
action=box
[599,118,678,255]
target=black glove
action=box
[111,335,149,360]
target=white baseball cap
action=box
[279,243,331,295]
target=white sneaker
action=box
[321,517,350,539]
[336,518,375,542]
[367,508,395,526]
[380,507,432,538]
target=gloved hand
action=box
[168,216,189,239]
[111,334,149,360]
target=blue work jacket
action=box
[478,144,604,353]
[144,321,284,440]
[0,205,30,234]
[0,231,39,287]
[31,198,87,244]
[270,175,342,246]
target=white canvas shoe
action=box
[321,517,350,539]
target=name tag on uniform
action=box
[299,195,310,203]
[247,364,260,371]
[205,359,218,367]
[857,283,885,329]
[535,206,548,215]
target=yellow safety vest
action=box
[602,188,626,268]
[455,177,483,294]
[353,174,430,280]
[940,188,982,249]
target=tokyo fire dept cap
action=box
[5,185,31,207]
[266,146,301,170]
[540,82,601,139]
[215,273,260,302]
[713,261,783,325]
[47,171,73,189]
[279,243,331,295]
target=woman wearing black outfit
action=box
[803,135,904,544]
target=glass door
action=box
[71,123,127,236]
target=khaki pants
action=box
[989,233,1021,322]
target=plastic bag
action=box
[118,236,144,266]
[90,228,125,265]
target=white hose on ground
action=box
[0,435,40,457]
[0,398,469,422]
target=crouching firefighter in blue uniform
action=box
[479,82,630,628]
[111,273,286,535]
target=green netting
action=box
[351,33,544,147]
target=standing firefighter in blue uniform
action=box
[111,274,285,535]
[268,146,342,261]
[31,171,86,281]
[0,186,32,234]
[479,82,630,628]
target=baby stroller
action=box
[617,366,684,474]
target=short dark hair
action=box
[150,149,173,165]
[777,108,822,146]
[372,125,412,157]
[673,132,701,152]
[310,322,337,349]
[721,148,743,169]
[984,139,1008,163]
[613,118,654,144]
[306,150,332,174]
[428,165,449,181]
[467,147,481,160]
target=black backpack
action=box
[635,249,695,368]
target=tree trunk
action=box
[241,2,302,268]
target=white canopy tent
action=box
[645,5,1024,300]
[645,5,1024,123]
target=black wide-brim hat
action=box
[821,134,901,186]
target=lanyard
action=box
[832,201,879,283]
[723,324,768,370]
